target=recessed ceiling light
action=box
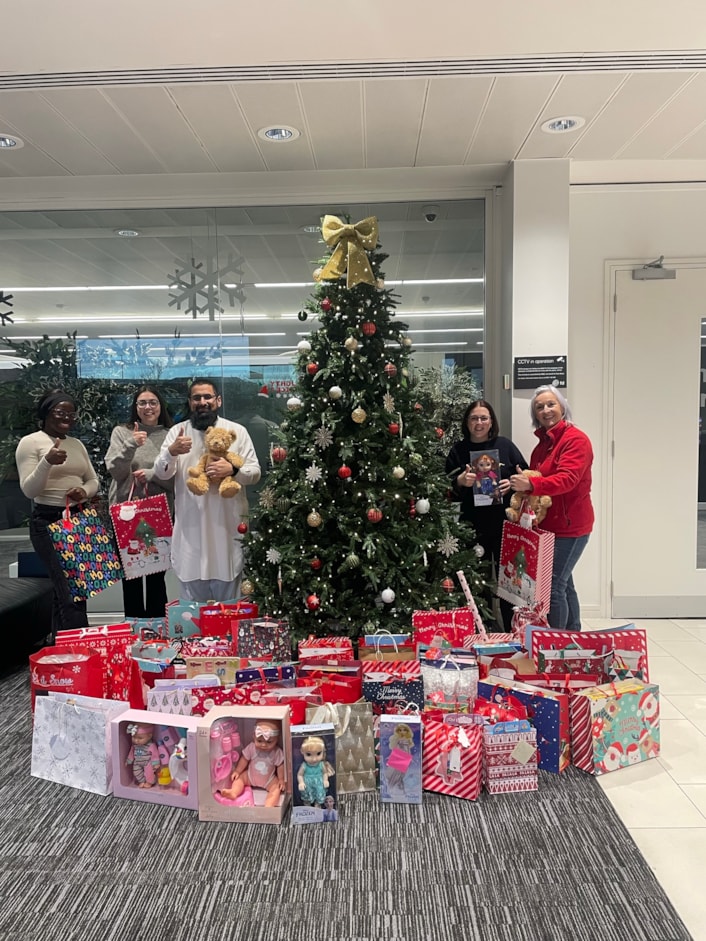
[0,134,24,149]
[115,228,140,238]
[257,125,300,142]
[541,116,586,134]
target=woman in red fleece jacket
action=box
[509,386,594,631]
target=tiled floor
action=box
[583,617,706,941]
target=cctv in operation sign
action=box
[513,355,567,390]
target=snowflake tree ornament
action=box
[437,534,460,558]
[383,392,395,412]
[314,425,334,449]
[0,291,14,326]
[265,548,282,564]
[167,253,247,321]
[259,487,276,510]
[305,462,323,484]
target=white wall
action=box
[570,183,706,616]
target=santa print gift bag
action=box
[110,486,173,580]
[496,520,554,612]
[48,502,123,600]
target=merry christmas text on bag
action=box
[110,485,173,580]
[497,520,554,612]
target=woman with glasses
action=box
[15,389,100,639]
[445,399,528,631]
[104,385,174,618]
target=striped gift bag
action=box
[496,520,555,612]
[421,718,483,800]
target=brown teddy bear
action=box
[187,426,244,498]
[505,470,552,525]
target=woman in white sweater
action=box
[104,385,174,618]
[15,389,100,639]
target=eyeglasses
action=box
[51,409,78,420]
[136,399,159,408]
[190,393,217,402]
[469,416,490,423]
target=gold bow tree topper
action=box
[315,215,379,288]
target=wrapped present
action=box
[422,717,482,800]
[421,655,479,713]
[307,702,377,793]
[379,714,422,804]
[361,661,424,715]
[31,693,129,794]
[526,625,649,682]
[236,664,295,687]
[298,636,355,663]
[482,719,538,794]
[478,678,570,774]
[199,601,259,638]
[570,680,660,775]
[237,617,291,661]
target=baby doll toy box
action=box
[290,722,338,824]
[111,709,199,810]
[196,705,292,824]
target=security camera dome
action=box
[422,204,440,223]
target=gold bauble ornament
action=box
[376,278,385,289]
[241,578,255,596]
[307,510,323,528]
[344,336,359,352]
[351,407,367,424]
[392,466,405,479]
[313,267,323,281]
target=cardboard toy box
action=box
[111,709,199,809]
[290,722,338,824]
[197,705,291,824]
[379,714,423,804]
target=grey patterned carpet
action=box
[0,666,692,941]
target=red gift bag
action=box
[296,664,363,704]
[29,645,104,713]
[55,623,142,705]
[412,608,476,649]
[199,601,259,638]
[421,718,483,800]
[109,486,173,580]
[497,520,555,611]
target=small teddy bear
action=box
[505,469,552,525]
[187,425,244,498]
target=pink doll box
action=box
[196,705,292,824]
[111,709,199,810]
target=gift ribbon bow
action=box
[316,215,378,288]
[440,725,470,752]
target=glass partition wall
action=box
[0,199,485,529]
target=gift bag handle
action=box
[371,629,400,659]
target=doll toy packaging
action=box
[379,714,422,805]
[111,709,199,810]
[196,705,292,824]
[290,723,338,824]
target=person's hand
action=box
[132,422,147,447]
[498,478,511,495]
[457,464,475,488]
[132,469,147,486]
[206,457,232,480]
[510,465,532,492]
[169,427,192,456]
[66,487,87,504]
[45,438,67,466]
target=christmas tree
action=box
[245,215,489,639]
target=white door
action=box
[612,266,706,616]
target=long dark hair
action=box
[127,385,173,428]
[460,399,499,440]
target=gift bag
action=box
[298,635,355,663]
[537,645,611,680]
[166,600,202,639]
[361,661,425,715]
[527,625,650,682]
[307,702,378,793]
[482,719,538,794]
[422,718,483,800]
[109,487,173,580]
[296,661,363,704]
[48,503,123,601]
[55,623,141,704]
[357,632,416,662]
[421,656,479,713]
[237,616,291,661]
[412,608,475,649]
[199,601,258,638]
[29,644,105,712]
[31,693,129,794]
[496,520,555,611]
[124,617,169,640]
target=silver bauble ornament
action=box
[474,544,485,558]
[287,396,302,411]
[381,588,396,604]
[328,385,343,400]
[415,498,430,515]
[297,339,312,353]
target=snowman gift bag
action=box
[110,489,173,580]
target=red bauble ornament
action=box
[337,465,352,479]
[271,447,287,463]
[441,577,455,593]
[306,362,319,376]
[384,362,398,378]
[237,522,248,534]
[409,498,416,518]
[321,298,332,312]
[388,422,400,435]
[367,508,383,523]
[310,557,322,571]
[361,321,377,336]
[414,402,423,412]
[306,593,321,610]
[435,427,444,439]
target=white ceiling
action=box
[1,0,705,359]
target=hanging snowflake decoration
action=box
[437,534,460,558]
[266,548,282,564]
[305,462,323,484]
[259,487,276,509]
[314,425,334,449]
[383,392,395,413]
[167,253,247,321]
[0,291,14,326]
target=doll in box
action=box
[297,734,336,807]
[126,723,161,788]
[217,719,285,808]
[385,723,415,791]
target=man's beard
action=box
[191,408,219,431]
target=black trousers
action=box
[121,572,168,619]
[29,504,89,641]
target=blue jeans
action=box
[549,535,589,631]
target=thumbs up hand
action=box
[132,422,147,447]
[168,426,192,456]
[45,438,68,466]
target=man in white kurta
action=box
[153,380,261,601]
